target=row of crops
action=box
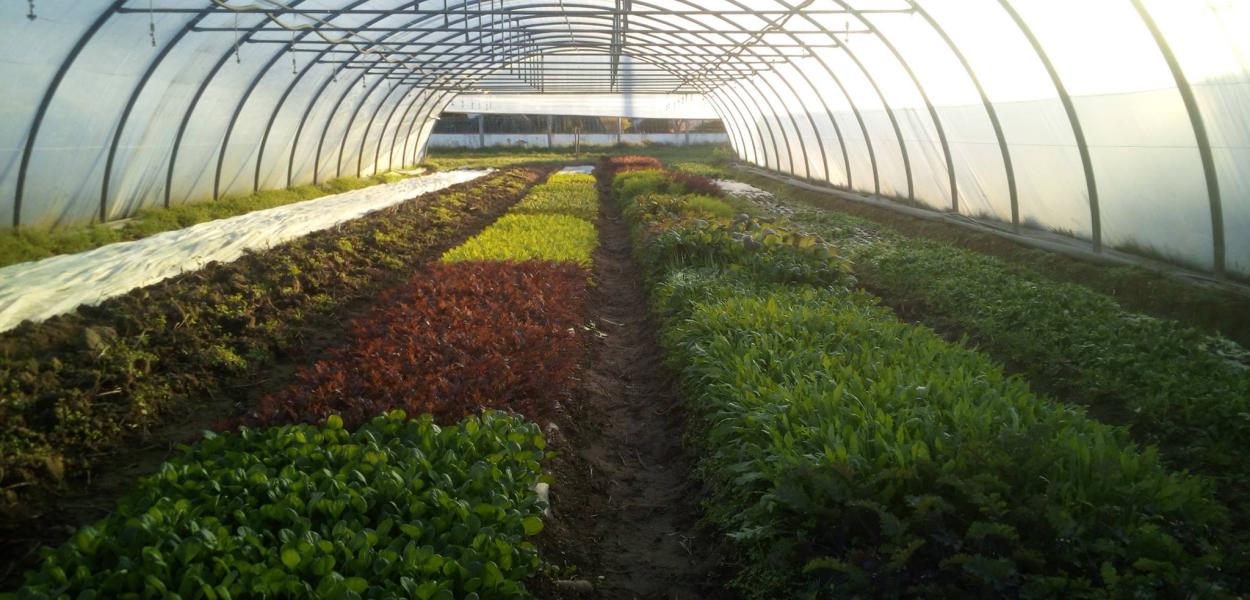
[7,150,1245,597]
[601,157,1236,597]
[759,199,1250,515]
[4,170,603,597]
[0,168,543,511]
[715,177,1250,580]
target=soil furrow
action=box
[536,182,727,599]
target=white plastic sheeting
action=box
[1,1,1247,277]
[0,169,490,332]
[715,179,774,201]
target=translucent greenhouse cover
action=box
[0,0,1246,277]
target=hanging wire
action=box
[148,0,157,46]
[233,11,241,64]
[209,0,425,77]
[290,29,297,74]
[27,0,36,21]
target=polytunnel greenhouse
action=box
[1,1,1248,597]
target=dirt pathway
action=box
[537,185,729,599]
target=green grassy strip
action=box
[611,167,1233,598]
[4,411,548,599]
[0,173,406,269]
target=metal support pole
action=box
[478,113,486,148]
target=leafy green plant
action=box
[0,168,546,515]
[769,191,1250,574]
[611,169,676,204]
[510,174,599,221]
[618,190,851,289]
[606,166,1234,598]
[441,214,598,267]
[672,162,731,179]
[5,411,549,599]
[254,260,588,428]
[663,278,1227,598]
[680,195,736,219]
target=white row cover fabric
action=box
[0,169,490,332]
[0,1,1247,277]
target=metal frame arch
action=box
[831,0,958,211]
[207,0,820,206]
[904,0,1019,227]
[557,0,788,171]
[249,2,469,192]
[164,0,316,208]
[332,65,397,179]
[354,76,419,177]
[15,1,911,227]
[610,1,789,172]
[710,0,838,182]
[290,1,764,182]
[9,1,838,227]
[303,12,464,185]
[822,29,913,201]
[214,0,387,199]
[723,61,810,177]
[779,0,910,200]
[13,0,126,227]
[287,60,359,187]
[380,16,761,168]
[316,60,387,183]
[393,37,755,166]
[216,25,326,199]
[1127,0,1225,276]
[783,7,882,195]
[682,7,807,177]
[371,82,427,174]
[996,0,1102,252]
[398,66,751,170]
[101,4,219,221]
[749,37,852,187]
[361,1,776,169]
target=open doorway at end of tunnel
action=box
[429,112,729,149]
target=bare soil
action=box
[532,182,732,599]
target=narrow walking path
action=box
[537,184,727,599]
